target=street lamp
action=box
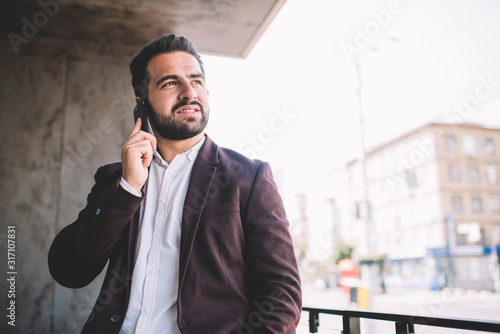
[354,56,372,257]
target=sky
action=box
[198,0,500,230]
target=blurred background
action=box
[1,0,499,333]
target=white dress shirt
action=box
[119,137,205,334]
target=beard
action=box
[146,99,209,141]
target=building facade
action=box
[346,123,500,291]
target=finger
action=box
[150,134,157,152]
[139,143,154,168]
[128,138,155,162]
[132,131,157,152]
[128,118,142,140]
[133,125,157,152]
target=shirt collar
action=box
[152,136,206,168]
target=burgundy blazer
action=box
[48,135,302,334]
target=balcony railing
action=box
[302,307,500,333]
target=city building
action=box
[346,123,500,291]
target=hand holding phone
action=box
[121,99,157,193]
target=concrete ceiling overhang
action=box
[0,0,286,62]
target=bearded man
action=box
[48,34,302,334]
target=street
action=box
[297,285,500,333]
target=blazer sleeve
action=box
[242,162,302,333]
[48,164,144,288]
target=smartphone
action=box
[133,98,151,133]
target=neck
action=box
[156,132,205,164]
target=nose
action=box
[179,81,197,100]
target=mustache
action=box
[172,100,204,114]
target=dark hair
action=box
[129,34,204,98]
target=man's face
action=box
[145,51,209,141]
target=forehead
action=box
[147,51,202,78]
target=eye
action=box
[161,81,177,89]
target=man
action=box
[48,34,302,334]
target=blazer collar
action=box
[192,134,219,167]
[178,134,219,287]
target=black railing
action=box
[302,307,500,333]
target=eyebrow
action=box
[155,73,205,88]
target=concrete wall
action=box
[0,54,135,333]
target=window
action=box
[490,196,500,213]
[452,196,463,213]
[462,134,477,157]
[406,170,418,188]
[445,134,457,153]
[448,164,460,181]
[471,196,483,213]
[467,166,480,183]
[485,165,499,184]
[457,222,483,244]
[484,138,495,155]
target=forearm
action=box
[48,166,143,288]
[73,179,142,261]
[244,225,302,333]
[243,163,302,332]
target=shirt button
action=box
[110,314,121,323]
[143,307,150,314]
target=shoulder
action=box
[215,143,273,183]
[199,135,268,174]
[218,146,264,170]
[93,162,123,183]
[215,146,277,192]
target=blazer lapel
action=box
[178,135,219,285]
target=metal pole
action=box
[491,229,500,293]
[355,57,371,256]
